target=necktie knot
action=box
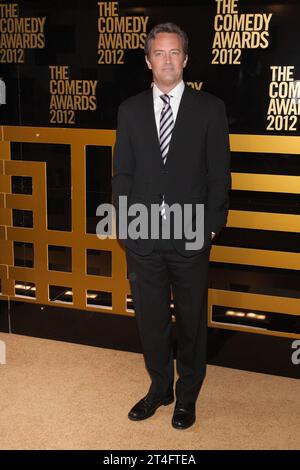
[160,94,171,105]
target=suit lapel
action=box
[165,85,193,167]
[143,88,163,168]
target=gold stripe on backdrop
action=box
[208,289,300,339]
[227,211,300,232]
[231,172,300,193]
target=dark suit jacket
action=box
[112,84,231,257]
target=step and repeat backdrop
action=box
[0,0,300,340]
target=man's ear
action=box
[183,55,188,67]
[145,56,152,70]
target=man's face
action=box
[145,32,188,90]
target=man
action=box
[112,23,231,429]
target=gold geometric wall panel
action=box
[209,133,300,339]
[0,126,131,316]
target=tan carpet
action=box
[0,332,299,450]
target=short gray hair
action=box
[144,22,188,57]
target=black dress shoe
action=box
[172,404,196,430]
[128,395,174,421]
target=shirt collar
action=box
[153,80,185,102]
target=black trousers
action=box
[125,237,210,409]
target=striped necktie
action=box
[159,94,174,219]
[159,94,174,164]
